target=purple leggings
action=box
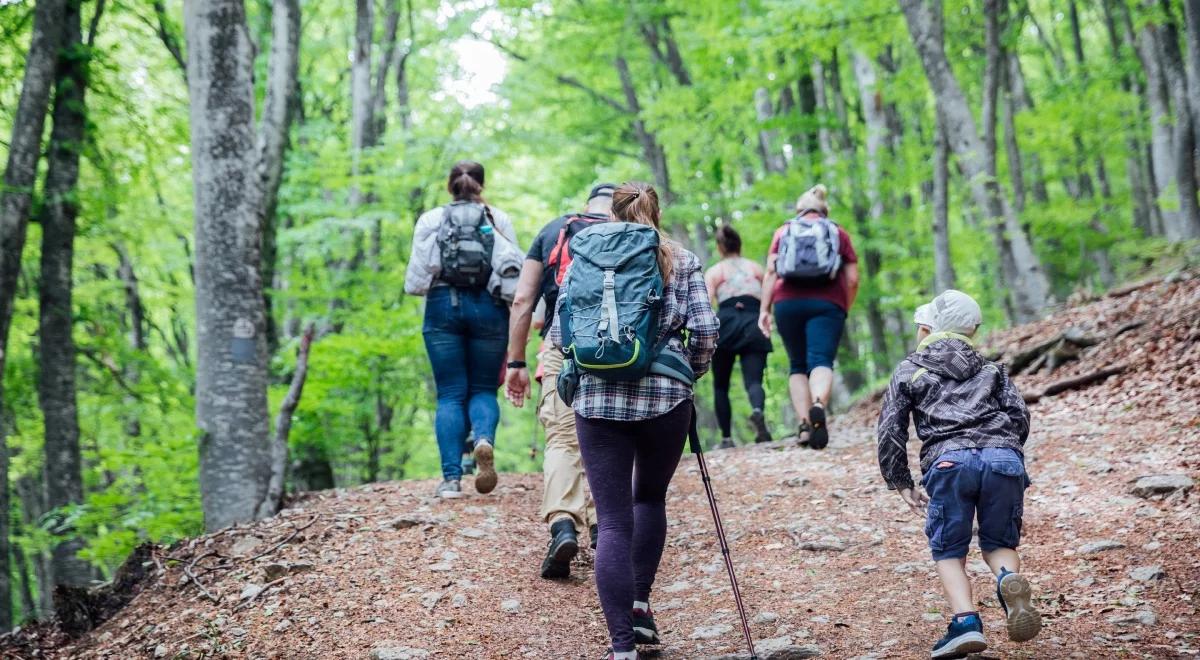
[575,402,691,653]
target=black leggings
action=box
[711,348,768,437]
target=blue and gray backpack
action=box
[775,216,842,286]
[558,222,693,387]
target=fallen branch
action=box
[181,552,222,604]
[1023,363,1128,404]
[247,514,321,563]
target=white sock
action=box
[633,600,649,612]
[612,651,637,660]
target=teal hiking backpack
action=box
[559,222,665,382]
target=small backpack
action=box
[775,216,842,285]
[559,222,664,382]
[438,201,495,289]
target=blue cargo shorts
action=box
[921,447,1029,561]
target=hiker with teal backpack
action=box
[759,184,859,448]
[549,182,719,660]
[405,160,523,499]
[503,183,615,579]
[877,290,1042,659]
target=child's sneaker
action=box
[997,569,1042,642]
[931,612,987,658]
[632,606,660,645]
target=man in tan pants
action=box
[503,184,613,579]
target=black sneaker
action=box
[717,438,736,450]
[931,612,987,658]
[997,569,1042,642]
[749,409,773,443]
[590,523,599,550]
[807,403,828,449]
[632,606,660,645]
[540,519,579,579]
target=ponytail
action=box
[447,160,486,203]
[612,181,673,282]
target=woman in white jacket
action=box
[404,161,519,499]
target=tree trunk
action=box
[38,0,94,590]
[933,113,957,292]
[1103,0,1159,233]
[185,0,272,531]
[900,0,1052,322]
[257,0,300,356]
[983,0,1003,179]
[1005,53,1049,203]
[615,56,672,201]
[1137,12,1179,237]
[255,324,314,518]
[1155,0,1200,239]
[351,0,374,182]
[810,57,836,171]
[1184,0,1200,135]
[754,87,786,174]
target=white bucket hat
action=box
[932,290,983,335]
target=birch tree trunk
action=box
[900,0,1051,322]
[38,0,94,590]
[1005,53,1049,204]
[1183,0,1200,134]
[185,0,272,531]
[0,0,69,629]
[1105,0,1161,233]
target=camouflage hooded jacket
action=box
[876,333,1030,491]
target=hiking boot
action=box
[590,523,599,550]
[632,605,660,645]
[435,480,463,499]
[930,612,987,659]
[717,438,736,450]
[749,409,773,444]
[997,569,1042,642]
[540,519,579,579]
[807,403,828,449]
[473,439,497,494]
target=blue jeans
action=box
[921,447,1029,560]
[773,298,846,375]
[423,287,509,481]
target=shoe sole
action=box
[540,558,571,579]
[1001,573,1042,642]
[438,490,464,499]
[473,443,497,494]
[808,405,828,450]
[633,626,660,645]
[930,631,987,658]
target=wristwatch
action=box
[507,360,527,369]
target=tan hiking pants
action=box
[537,348,595,531]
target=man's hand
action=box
[757,311,773,338]
[504,367,531,407]
[898,488,929,517]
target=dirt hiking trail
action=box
[6,275,1200,659]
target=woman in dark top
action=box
[759,184,859,449]
[704,224,773,447]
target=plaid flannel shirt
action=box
[550,245,719,421]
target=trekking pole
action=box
[689,405,758,660]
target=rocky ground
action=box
[5,274,1199,659]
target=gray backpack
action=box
[437,201,495,289]
[775,216,842,285]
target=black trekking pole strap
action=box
[690,403,758,659]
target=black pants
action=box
[711,348,768,437]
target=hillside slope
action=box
[7,274,1200,659]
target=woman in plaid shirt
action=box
[549,181,718,659]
